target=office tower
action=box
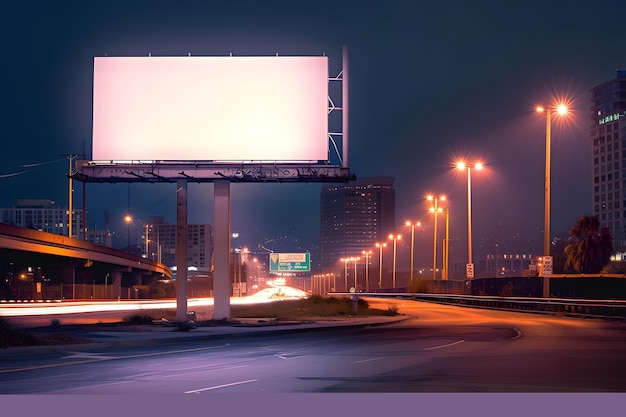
[320,177,396,268]
[591,70,626,253]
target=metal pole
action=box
[378,245,384,289]
[444,208,449,280]
[410,225,415,283]
[342,45,349,169]
[364,252,370,292]
[353,258,358,289]
[433,199,438,280]
[467,167,473,265]
[391,237,397,288]
[67,154,74,238]
[544,110,551,257]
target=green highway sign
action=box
[269,252,311,272]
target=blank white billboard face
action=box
[92,56,329,162]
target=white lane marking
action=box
[62,351,117,360]
[511,328,522,340]
[274,349,310,360]
[423,339,465,351]
[1,344,230,375]
[147,365,249,380]
[351,357,385,364]
[184,379,258,394]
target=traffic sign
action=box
[543,256,553,278]
[466,263,475,279]
[269,253,311,272]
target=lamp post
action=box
[362,250,372,291]
[405,221,421,284]
[427,195,445,280]
[341,257,349,292]
[442,207,450,280]
[124,215,132,253]
[375,242,386,289]
[536,103,568,296]
[388,234,401,288]
[352,257,360,289]
[456,161,483,279]
[536,104,568,257]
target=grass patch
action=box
[231,296,396,319]
[0,318,91,348]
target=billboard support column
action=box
[213,179,231,320]
[176,180,188,322]
[342,45,349,169]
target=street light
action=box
[537,102,569,298]
[340,257,350,291]
[124,215,132,252]
[405,221,422,284]
[536,103,568,259]
[362,250,373,291]
[375,242,387,289]
[456,161,484,279]
[427,195,446,280]
[388,234,401,288]
[351,257,360,289]
[442,207,450,281]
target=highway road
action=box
[1,298,626,393]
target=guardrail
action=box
[330,292,626,320]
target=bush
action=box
[383,305,399,316]
[122,313,156,325]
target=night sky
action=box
[2,1,626,268]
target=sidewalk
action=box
[0,315,410,358]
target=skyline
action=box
[2,1,626,268]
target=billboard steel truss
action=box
[74,161,353,183]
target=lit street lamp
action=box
[536,103,568,258]
[442,207,450,280]
[456,161,483,279]
[427,195,446,280]
[375,242,387,289]
[362,250,373,291]
[405,221,421,284]
[124,215,132,252]
[536,102,568,294]
[352,257,360,289]
[388,234,401,288]
[340,257,350,292]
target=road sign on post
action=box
[466,263,474,279]
[543,256,553,278]
[269,253,311,272]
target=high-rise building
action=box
[145,216,213,274]
[591,70,626,253]
[320,177,396,269]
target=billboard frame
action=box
[72,47,354,324]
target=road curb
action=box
[0,315,411,359]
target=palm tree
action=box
[564,215,613,273]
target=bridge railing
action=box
[330,292,626,320]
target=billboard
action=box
[92,56,329,162]
[269,253,311,272]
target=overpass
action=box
[0,223,171,301]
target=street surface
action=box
[2,298,626,393]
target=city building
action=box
[591,70,626,254]
[0,199,111,246]
[320,177,396,269]
[144,216,213,275]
